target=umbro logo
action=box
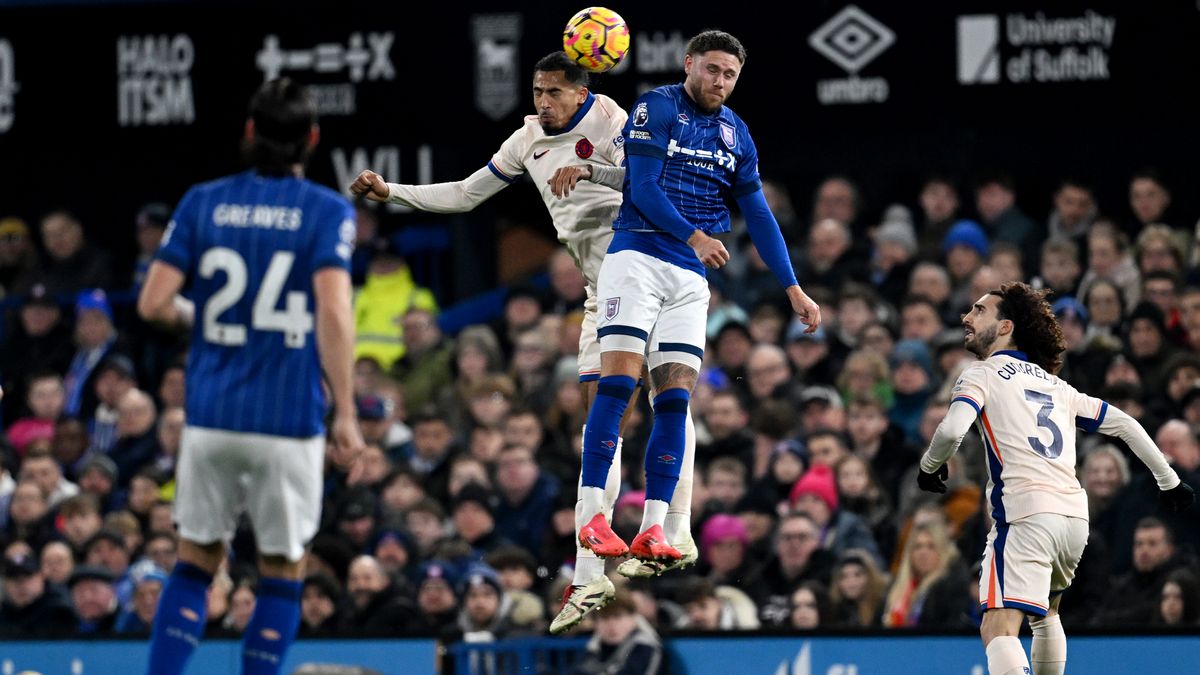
[533,150,549,160]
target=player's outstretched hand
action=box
[786,286,823,333]
[1160,482,1195,512]
[917,464,949,494]
[688,231,730,269]
[349,170,390,202]
[330,414,367,483]
[548,165,593,199]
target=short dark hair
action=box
[534,52,590,88]
[686,30,747,64]
[243,78,317,176]
[1135,515,1174,544]
[1143,270,1182,289]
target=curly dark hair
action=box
[989,282,1067,374]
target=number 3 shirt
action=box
[156,170,355,438]
[950,350,1105,524]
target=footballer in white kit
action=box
[919,283,1193,675]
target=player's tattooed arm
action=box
[650,362,698,393]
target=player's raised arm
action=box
[1095,405,1195,511]
[349,165,510,214]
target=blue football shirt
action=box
[156,171,354,438]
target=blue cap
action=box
[457,563,503,597]
[75,288,113,323]
[356,394,389,420]
[1052,296,1089,326]
[416,559,460,590]
[942,219,989,258]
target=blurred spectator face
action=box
[469,426,504,464]
[504,297,542,333]
[413,419,453,461]
[790,587,821,629]
[814,178,856,225]
[746,347,790,400]
[347,557,389,609]
[715,329,752,371]
[910,265,951,306]
[1139,238,1179,275]
[418,578,456,614]
[1160,581,1184,625]
[158,368,186,409]
[787,337,829,373]
[149,503,174,535]
[685,594,721,630]
[1142,278,1178,316]
[708,537,745,575]
[1040,250,1081,294]
[919,180,958,223]
[94,369,133,408]
[338,514,375,550]
[1083,452,1123,500]
[1059,314,1086,351]
[893,361,930,396]
[969,266,1000,305]
[1104,359,1141,389]
[808,219,849,272]
[771,451,805,487]
[145,535,178,573]
[128,476,159,514]
[1130,177,1170,225]
[503,413,543,452]
[73,579,116,622]
[383,473,424,513]
[990,251,1023,285]
[837,298,874,340]
[1054,185,1094,229]
[357,445,392,486]
[700,391,739,439]
[117,390,156,438]
[457,345,491,382]
[707,468,745,509]
[794,493,831,528]
[1156,422,1200,471]
[135,220,165,257]
[3,568,45,609]
[802,401,846,435]
[354,358,383,396]
[496,448,539,501]
[1133,525,1174,573]
[776,517,819,570]
[910,531,941,579]
[40,213,84,261]
[134,577,164,624]
[406,510,444,553]
[40,542,74,585]
[847,402,887,448]
[454,503,493,542]
[87,539,130,575]
[808,435,847,469]
[738,510,774,544]
[469,390,511,427]
[0,221,33,264]
[302,583,337,628]
[76,310,113,350]
[836,456,870,498]
[27,377,65,420]
[20,455,62,497]
[53,418,89,467]
[554,379,584,419]
[1087,234,1121,277]
[859,324,894,360]
[749,307,785,344]
[402,309,440,354]
[549,250,586,304]
[158,408,185,458]
[464,583,501,626]
[836,561,868,601]
[1086,283,1122,328]
[901,303,941,342]
[10,482,47,525]
[975,182,1014,223]
[449,459,490,498]
[20,301,61,337]
[1129,318,1163,358]
[946,245,983,282]
[496,565,533,592]
[63,507,102,548]
[228,584,256,631]
[919,403,949,445]
[596,606,638,644]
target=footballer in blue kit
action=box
[575,31,823,567]
[137,79,364,675]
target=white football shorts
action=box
[979,512,1088,617]
[595,249,709,372]
[174,425,325,562]
[569,227,614,383]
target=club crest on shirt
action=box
[605,297,620,320]
[633,102,649,127]
[720,122,737,149]
[575,138,594,159]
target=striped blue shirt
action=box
[156,171,354,438]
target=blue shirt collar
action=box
[545,93,595,136]
[994,350,1029,362]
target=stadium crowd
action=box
[1,169,1199,662]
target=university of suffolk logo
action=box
[575,137,594,158]
[604,297,620,320]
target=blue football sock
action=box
[147,562,212,675]
[241,577,303,675]
[644,388,690,503]
[582,375,636,489]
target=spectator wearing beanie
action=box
[943,219,989,312]
[699,514,756,592]
[871,205,919,307]
[789,465,883,569]
[888,340,937,446]
[1125,301,1178,397]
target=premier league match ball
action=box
[563,7,630,73]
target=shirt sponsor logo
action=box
[629,130,651,140]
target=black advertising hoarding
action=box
[0,0,1197,297]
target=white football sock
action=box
[664,406,695,544]
[1030,614,1066,675]
[986,636,1030,675]
[640,498,669,532]
[573,431,622,586]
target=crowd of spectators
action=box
[2,168,1199,664]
